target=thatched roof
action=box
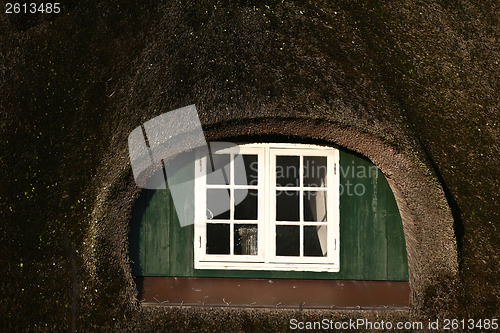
[1,0,498,330]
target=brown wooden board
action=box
[136,277,410,309]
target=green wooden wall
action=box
[129,150,408,281]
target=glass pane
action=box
[207,189,230,220]
[276,155,299,187]
[234,189,258,220]
[304,226,327,257]
[303,156,327,187]
[303,191,327,222]
[207,154,231,185]
[234,224,258,255]
[276,190,299,221]
[276,225,300,256]
[206,223,230,254]
[235,155,258,185]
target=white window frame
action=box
[194,143,340,272]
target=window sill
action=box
[195,261,340,272]
[135,277,410,309]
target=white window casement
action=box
[194,143,340,272]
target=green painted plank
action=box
[369,166,388,280]
[167,161,195,277]
[129,190,146,276]
[385,186,409,280]
[144,189,170,275]
[339,151,362,278]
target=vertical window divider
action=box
[229,153,235,256]
[265,146,272,264]
[259,148,264,261]
[299,155,304,258]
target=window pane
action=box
[207,154,231,185]
[304,226,327,257]
[207,189,230,220]
[234,189,258,220]
[303,191,327,222]
[234,224,258,255]
[276,190,299,221]
[276,225,300,256]
[276,155,299,187]
[206,223,230,254]
[303,156,327,187]
[235,154,258,185]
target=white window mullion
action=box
[299,155,304,258]
[257,147,266,262]
[194,155,207,263]
[266,146,273,264]
[332,149,340,266]
[327,154,333,261]
[229,154,234,255]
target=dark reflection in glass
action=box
[207,189,230,220]
[276,155,299,187]
[304,226,327,257]
[234,189,258,220]
[276,225,300,256]
[234,224,258,255]
[303,156,327,187]
[303,191,327,222]
[276,190,299,221]
[206,223,230,254]
[207,154,230,185]
[235,155,258,185]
